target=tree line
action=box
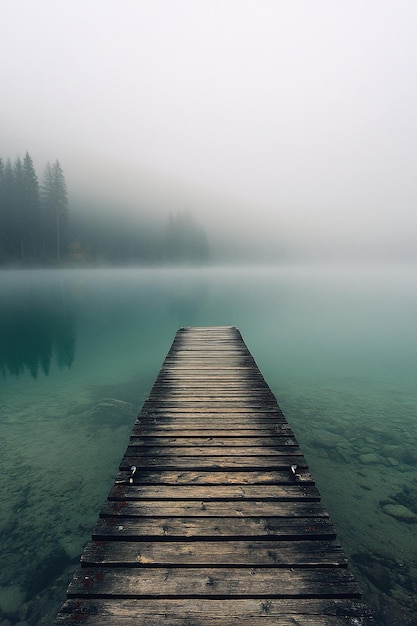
[0,153,68,264]
[0,152,210,266]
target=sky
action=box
[1,0,417,261]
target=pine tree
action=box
[13,157,26,258]
[41,160,68,261]
[52,160,68,261]
[41,162,54,258]
[0,157,4,259]
[22,152,41,258]
[2,159,15,258]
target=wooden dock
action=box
[56,326,373,625]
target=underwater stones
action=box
[309,432,351,461]
[60,534,85,560]
[0,585,26,616]
[382,504,417,523]
[88,398,137,425]
[381,444,401,457]
[359,452,381,465]
[17,602,29,621]
[366,561,393,594]
[400,449,417,466]
[26,547,70,595]
[352,552,392,593]
[311,432,346,450]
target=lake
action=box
[1,266,416,625]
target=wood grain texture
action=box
[92,516,337,541]
[107,483,321,500]
[80,539,348,567]
[56,598,374,626]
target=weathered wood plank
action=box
[150,381,270,387]
[155,378,267,383]
[124,444,303,457]
[132,426,295,435]
[149,392,274,398]
[119,454,308,470]
[99,500,328,518]
[81,539,347,567]
[137,418,287,426]
[115,469,315,485]
[146,394,278,402]
[154,364,266,370]
[107,484,320,500]
[137,414,286,422]
[141,405,281,414]
[127,436,299,446]
[67,566,362,599]
[92,517,337,541]
[56,598,374,625]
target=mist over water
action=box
[3,1,417,268]
[1,265,417,624]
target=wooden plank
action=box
[146,394,277,401]
[141,405,281,413]
[161,356,255,362]
[138,418,286,425]
[149,381,270,387]
[137,413,286,420]
[119,454,308,470]
[143,404,280,410]
[67,566,362,599]
[56,598,374,626]
[92,517,337,541]
[107,484,320,500]
[137,420,287,427]
[159,359,260,368]
[132,426,295,435]
[127,436,299,446]
[149,390,273,396]
[115,469,315,485]
[137,413,285,420]
[153,378,268,383]
[99,500,328,518]
[81,539,347,567]
[124,444,303,456]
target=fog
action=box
[2,0,417,263]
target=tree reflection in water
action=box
[0,280,75,378]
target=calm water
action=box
[1,266,416,625]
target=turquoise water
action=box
[1,266,416,624]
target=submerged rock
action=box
[88,398,137,426]
[352,552,392,593]
[26,547,71,595]
[0,584,26,616]
[382,503,417,523]
[359,452,381,464]
[311,432,346,450]
[386,456,400,467]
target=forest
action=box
[0,153,210,266]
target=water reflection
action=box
[0,276,76,378]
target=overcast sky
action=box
[2,0,417,260]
